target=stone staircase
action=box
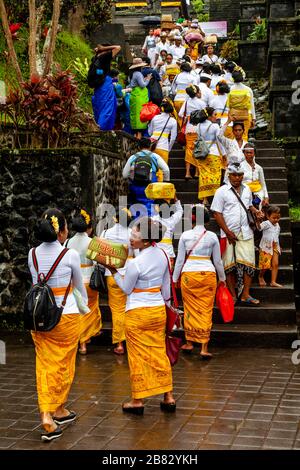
[99,139,298,348]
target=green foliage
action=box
[289,200,300,221]
[191,0,209,22]
[247,19,267,41]
[228,23,240,38]
[83,0,113,35]
[220,40,239,61]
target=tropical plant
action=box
[191,0,209,22]
[220,40,239,61]
[1,68,97,148]
[247,18,267,41]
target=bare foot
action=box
[258,278,267,286]
[181,344,194,351]
[270,282,283,288]
[114,345,125,355]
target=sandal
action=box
[240,296,260,306]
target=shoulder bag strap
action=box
[160,248,178,308]
[230,186,249,215]
[156,116,171,143]
[32,248,38,273]
[185,229,207,263]
[46,248,72,306]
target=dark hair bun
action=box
[135,217,166,243]
[72,216,88,233]
[34,219,57,242]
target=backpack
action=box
[148,77,163,106]
[24,248,71,332]
[193,124,213,160]
[87,55,106,89]
[133,151,158,186]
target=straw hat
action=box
[129,58,148,70]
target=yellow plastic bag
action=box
[86,237,128,269]
[145,182,175,200]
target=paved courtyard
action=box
[1,339,300,451]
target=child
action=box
[258,205,282,287]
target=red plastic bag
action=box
[216,284,234,323]
[140,102,160,122]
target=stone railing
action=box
[0,130,139,324]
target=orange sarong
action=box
[155,148,169,183]
[185,132,199,167]
[125,305,173,399]
[198,153,222,199]
[107,275,126,344]
[181,271,217,344]
[79,285,102,345]
[31,314,80,413]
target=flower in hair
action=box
[80,209,90,225]
[50,216,59,234]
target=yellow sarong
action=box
[107,275,126,344]
[79,285,102,345]
[125,305,173,399]
[31,314,80,413]
[198,153,222,199]
[185,133,199,167]
[155,148,169,183]
[181,271,217,343]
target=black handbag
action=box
[89,264,107,294]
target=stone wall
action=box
[210,0,241,32]
[0,132,139,324]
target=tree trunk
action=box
[0,0,23,84]
[43,0,61,76]
[28,0,37,77]
[35,5,45,76]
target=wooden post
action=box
[28,0,37,77]
[0,0,23,84]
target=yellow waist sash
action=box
[153,131,169,138]
[52,286,73,296]
[247,180,262,192]
[177,90,186,94]
[160,238,172,244]
[81,263,92,268]
[188,256,211,260]
[133,287,161,293]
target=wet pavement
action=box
[1,340,300,451]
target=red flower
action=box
[9,23,22,34]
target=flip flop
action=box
[240,296,260,306]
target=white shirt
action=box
[240,160,269,199]
[122,150,170,182]
[114,245,170,311]
[173,226,226,282]
[178,96,206,133]
[202,54,219,64]
[152,200,184,258]
[210,94,229,127]
[198,82,215,107]
[171,72,197,102]
[28,240,87,314]
[101,224,133,276]
[211,183,254,240]
[210,74,225,92]
[66,232,93,283]
[198,121,224,156]
[155,41,170,57]
[169,44,186,61]
[259,220,281,255]
[148,112,177,152]
[217,124,246,164]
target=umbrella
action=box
[139,16,161,26]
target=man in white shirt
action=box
[211,162,263,304]
[198,73,215,107]
[169,36,186,61]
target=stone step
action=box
[174,189,290,206]
[99,300,296,325]
[99,321,298,348]
[168,155,286,172]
